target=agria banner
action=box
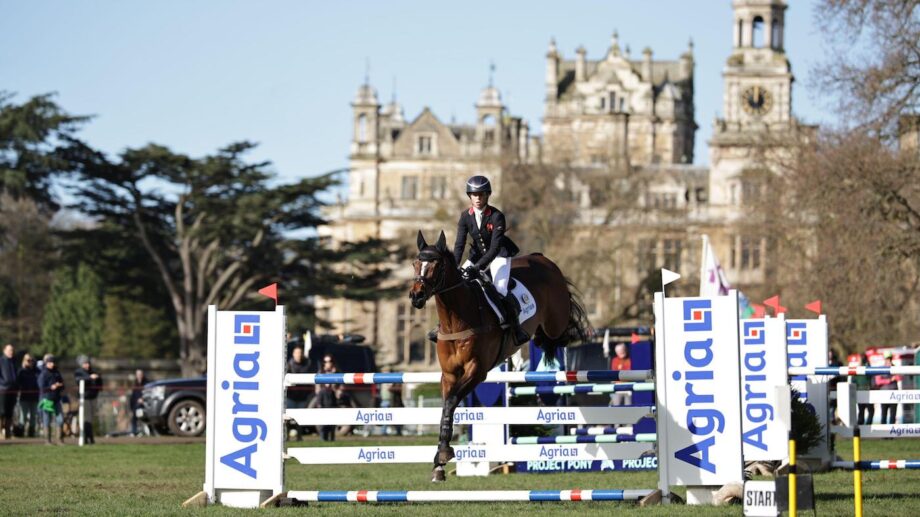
[786,315,829,460]
[204,306,285,505]
[739,316,789,462]
[654,291,743,487]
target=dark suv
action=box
[139,338,378,437]
[139,377,207,437]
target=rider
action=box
[448,175,529,346]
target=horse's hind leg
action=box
[431,365,486,482]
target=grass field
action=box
[2,435,920,516]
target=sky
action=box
[1,0,835,185]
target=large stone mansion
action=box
[318,0,810,368]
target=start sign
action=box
[743,480,778,516]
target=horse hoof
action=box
[437,447,455,464]
[431,467,446,482]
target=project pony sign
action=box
[654,291,743,488]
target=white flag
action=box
[602,329,611,358]
[700,234,731,296]
[661,268,681,286]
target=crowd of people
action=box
[0,342,151,445]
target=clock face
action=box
[741,86,773,116]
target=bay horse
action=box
[409,230,589,482]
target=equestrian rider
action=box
[449,175,529,346]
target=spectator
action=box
[609,343,632,407]
[315,354,338,441]
[0,344,18,439]
[17,353,40,438]
[335,385,359,436]
[74,355,103,444]
[285,346,312,440]
[852,353,874,426]
[129,369,146,436]
[38,355,65,445]
[876,352,898,424]
[385,383,404,436]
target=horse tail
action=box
[534,278,592,364]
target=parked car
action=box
[139,377,207,437]
[140,338,378,437]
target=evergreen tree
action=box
[41,264,104,358]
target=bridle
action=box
[415,250,465,301]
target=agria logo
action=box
[743,321,765,345]
[683,299,711,331]
[787,323,807,345]
[235,315,260,344]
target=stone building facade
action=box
[319,0,806,369]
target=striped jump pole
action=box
[833,460,920,470]
[285,489,655,503]
[571,426,635,436]
[788,365,920,377]
[510,433,657,445]
[286,369,653,386]
[509,382,655,397]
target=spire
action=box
[547,37,558,57]
[610,30,621,56]
[488,60,496,88]
[364,57,370,87]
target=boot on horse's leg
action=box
[502,292,530,346]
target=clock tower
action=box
[708,0,799,286]
[709,0,795,210]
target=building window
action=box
[752,16,764,48]
[609,92,616,112]
[396,302,433,365]
[648,192,678,209]
[730,235,737,269]
[740,236,762,270]
[599,97,606,110]
[663,239,682,272]
[401,176,418,200]
[417,135,433,155]
[741,179,763,204]
[636,239,657,273]
[430,176,447,199]
[357,114,368,143]
[483,129,495,146]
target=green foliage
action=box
[0,92,89,213]
[790,388,825,454]
[40,264,104,358]
[100,295,177,359]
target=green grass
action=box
[2,436,920,515]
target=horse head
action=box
[409,230,456,309]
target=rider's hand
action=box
[462,266,479,280]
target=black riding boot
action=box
[502,293,530,345]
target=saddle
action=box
[474,277,520,327]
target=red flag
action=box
[631,332,640,344]
[805,300,822,315]
[258,283,278,305]
[752,304,766,318]
[763,295,787,315]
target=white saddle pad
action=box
[481,279,537,326]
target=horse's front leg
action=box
[432,373,459,482]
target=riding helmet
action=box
[466,175,492,195]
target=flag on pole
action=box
[805,300,822,315]
[700,234,731,296]
[661,268,681,286]
[258,283,278,305]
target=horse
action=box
[409,230,590,482]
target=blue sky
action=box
[1,1,833,184]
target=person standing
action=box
[316,354,338,442]
[129,369,146,436]
[285,346,312,440]
[609,343,633,407]
[17,353,40,438]
[74,355,103,444]
[0,344,18,439]
[852,353,874,426]
[876,352,899,425]
[38,355,65,445]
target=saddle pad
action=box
[481,280,537,326]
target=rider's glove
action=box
[462,266,479,280]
